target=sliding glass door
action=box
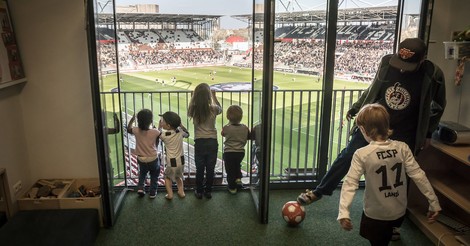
[85,0,431,227]
[87,0,128,227]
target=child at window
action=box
[338,103,441,245]
[127,109,161,199]
[221,105,250,194]
[188,83,222,199]
[158,111,189,200]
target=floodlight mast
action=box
[278,0,303,12]
[98,0,112,14]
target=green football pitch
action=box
[103,65,369,179]
[106,65,369,92]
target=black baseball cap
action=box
[159,111,181,129]
[389,38,426,72]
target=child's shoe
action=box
[177,191,186,198]
[297,189,320,205]
[194,190,203,199]
[137,189,145,197]
[235,179,244,189]
[391,227,401,241]
[204,192,212,199]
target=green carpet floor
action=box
[95,188,432,246]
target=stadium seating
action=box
[96,21,396,77]
[275,26,295,38]
[117,31,131,44]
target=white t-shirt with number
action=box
[338,140,441,221]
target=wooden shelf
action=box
[0,78,27,90]
[427,171,470,213]
[408,206,462,246]
[409,140,470,245]
[431,140,470,166]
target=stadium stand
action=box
[97,6,400,77]
[275,26,295,38]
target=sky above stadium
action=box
[117,0,418,29]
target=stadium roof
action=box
[98,6,397,26]
[232,6,398,24]
[98,13,222,25]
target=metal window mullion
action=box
[287,91,294,179]
[185,92,191,179]
[313,91,321,173]
[337,90,346,156]
[280,91,286,177]
[296,91,303,176]
[220,91,225,179]
[317,0,338,179]
[304,91,312,176]
[271,91,277,177]
[328,91,338,169]
[167,91,171,112]
[111,93,122,180]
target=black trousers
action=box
[223,152,245,189]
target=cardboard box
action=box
[18,179,73,210]
[60,178,103,226]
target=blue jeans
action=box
[137,157,160,194]
[314,127,368,197]
[194,138,218,193]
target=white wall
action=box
[3,0,99,204]
[427,0,470,127]
[0,85,30,204]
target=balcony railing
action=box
[103,89,364,187]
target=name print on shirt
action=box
[376,149,398,159]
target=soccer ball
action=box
[282,201,306,226]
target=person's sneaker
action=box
[149,191,156,199]
[228,188,237,194]
[235,179,244,189]
[194,190,203,199]
[137,189,145,198]
[204,192,212,199]
[297,189,320,205]
[391,227,401,241]
[177,191,186,198]
[164,194,172,200]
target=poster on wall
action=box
[0,0,25,88]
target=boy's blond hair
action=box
[355,103,393,141]
[226,105,243,124]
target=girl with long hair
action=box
[188,83,222,199]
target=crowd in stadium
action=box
[125,43,225,66]
[256,40,392,76]
[99,28,394,78]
